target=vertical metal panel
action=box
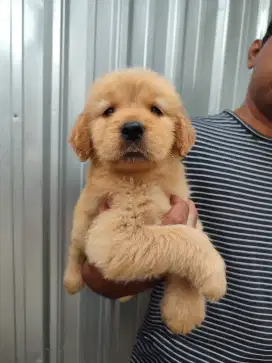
[23,1,45,362]
[11,1,26,362]
[208,0,230,114]
[48,1,66,362]
[1,0,45,362]
[0,1,271,363]
[130,0,156,68]
[0,1,15,363]
[164,0,187,83]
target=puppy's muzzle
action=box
[121,121,145,142]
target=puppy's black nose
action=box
[121,122,145,142]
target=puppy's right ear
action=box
[69,112,92,162]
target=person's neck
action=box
[234,96,272,137]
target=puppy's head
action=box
[69,68,195,171]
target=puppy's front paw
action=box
[161,290,205,335]
[200,255,227,301]
[64,268,84,295]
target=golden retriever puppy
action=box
[64,68,226,334]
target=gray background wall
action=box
[0,0,271,362]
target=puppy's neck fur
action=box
[87,155,183,183]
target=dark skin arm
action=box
[81,196,198,299]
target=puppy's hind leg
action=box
[64,242,85,294]
[161,215,206,335]
[64,189,96,294]
[161,276,205,335]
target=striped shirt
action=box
[131,110,272,363]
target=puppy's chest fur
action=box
[85,159,190,225]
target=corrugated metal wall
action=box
[0,0,271,362]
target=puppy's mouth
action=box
[122,151,148,162]
[118,142,149,163]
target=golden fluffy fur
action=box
[64,68,226,334]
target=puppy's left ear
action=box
[69,112,92,161]
[174,109,196,157]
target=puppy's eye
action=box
[150,105,163,117]
[103,106,115,117]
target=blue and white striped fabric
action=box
[131,110,272,363]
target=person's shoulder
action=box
[184,111,234,164]
[191,110,234,130]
